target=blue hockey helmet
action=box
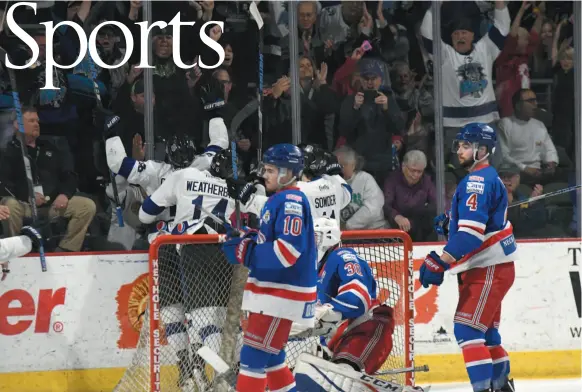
[453,123,496,164]
[262,143,304,185]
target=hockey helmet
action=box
[210,148,244,180]
[314,217,341,262]
[453,122,497,163]
[262,143,304,177]
[298,143,328,179]
[166,134,196,169]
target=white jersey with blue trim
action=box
[444,164,518,274]
[244,174,352,227]
[138,167,235,236]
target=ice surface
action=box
[427,378,581,392]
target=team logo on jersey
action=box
[340,252,357,262]
[155,220,168,232]
[466,182,485,194]
[284,202,303,216]
[286,194,302,202]
[262,210,270,224]
[457,59,487,98]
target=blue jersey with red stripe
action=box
[242,187,318,327]
[444,164,518,274]
[317,248,377,320]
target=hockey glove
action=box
[94,108,121,139]
[419,251,450,288]
[222,230,259,267]
[433,211,450,237]
[226,178,257,205]
[323,152,343,177]
[198,75,226,117]
[20,226,45,252]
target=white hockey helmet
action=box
[314,218,341,256]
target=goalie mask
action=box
[314,217,341,263]
[166,134,196,169]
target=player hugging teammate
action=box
[426,123,517,392]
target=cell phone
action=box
[360,40,373,52]
[363,90,378,104]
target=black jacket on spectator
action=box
[338,92,404,178]
[0,136,77,202]
[300,83,339,150]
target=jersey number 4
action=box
[466,194,478,211]
[192,196,228,221]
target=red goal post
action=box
[135,229,415,392]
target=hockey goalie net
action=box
[114,230,414,392]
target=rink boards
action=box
[0,239,580,391]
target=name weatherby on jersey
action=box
[186,181,229,198]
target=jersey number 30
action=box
[466,194,478,211]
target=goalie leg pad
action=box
[266,350,296,392]
[328,306,395,374]
[294,358,371,392]
[161,304,188,351]
[486,328,511,390]
[455,323,492,392]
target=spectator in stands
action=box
[551,26,575,161]
[404,111,434,163]
[500,167,564,238]
[112,76,160,158]
[0,108,96,252]
[420,0,510,167]
[337,61,404,183]
[495,0,543,118]
[498,88,559,186]
[383,150,436,241]
[334,145,387,230]
[390,61,434,123]
[530,19,555,78]
[297,56,339,150]
[331,46,365,99]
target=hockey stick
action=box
[299,354,429,392]
[197,346,237,391]
[249,1,263,162]
[85,54,124,227]
[509,184,581,208]
[0,48,47,272]
[375,365,430,376]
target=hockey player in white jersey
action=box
[0,221,44,281]
[138,149,239,390]
[103,77,229,247]
[229,144,351,225]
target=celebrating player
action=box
[138,149,238,390]
[104,76,229,245]
[229,144,351,227]
[422,123,517,392]
[292,217,398,392]
[221,143,317,392]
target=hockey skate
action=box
[494,378,515,392]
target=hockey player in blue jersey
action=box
[422,123,517,392]
[222,143,317,392]
[293,218,397,392]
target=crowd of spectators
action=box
[0,0,578,251]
